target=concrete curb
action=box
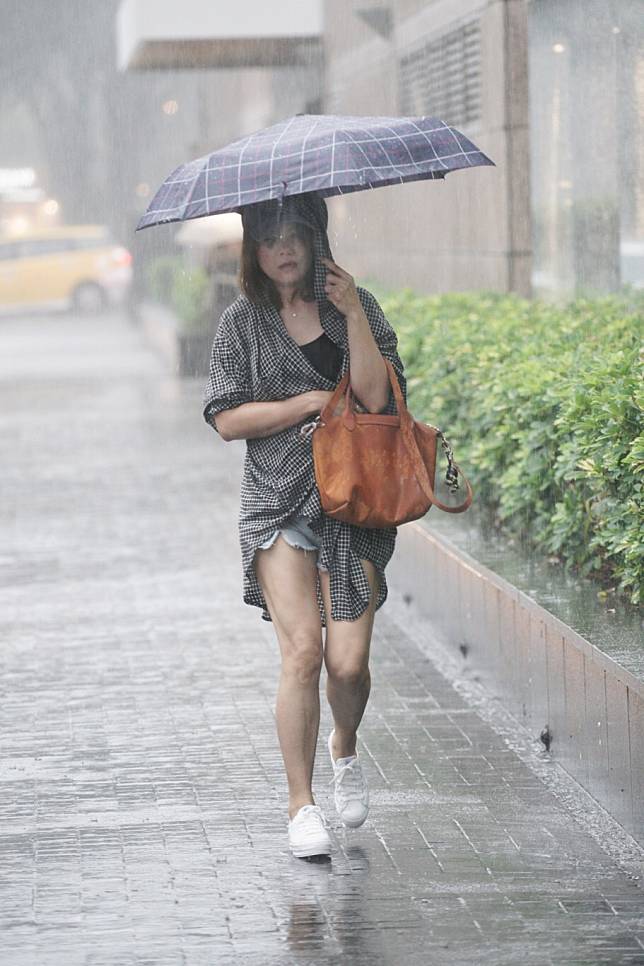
[388,521,644,847]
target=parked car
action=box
[0,225,132,313]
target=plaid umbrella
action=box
[137,114,494,231]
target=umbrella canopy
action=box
[137,114,495,231]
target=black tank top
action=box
[300,332,342,383]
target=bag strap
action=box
[383,360,473,514]
[321,362,473,515]
[320,370,351,421]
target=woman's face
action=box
[256,222,312,290]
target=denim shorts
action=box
[258,515,327,571]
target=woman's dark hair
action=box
[239,223,315,310]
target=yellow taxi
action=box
[0,225,132,313]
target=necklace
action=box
[284,297,305,318]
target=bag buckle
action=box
[437,430,460,493]
[300,417,321,440]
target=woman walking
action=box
[202,192,405,858]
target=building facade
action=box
[527,0,644,296]
[118,0,644,298]
[322,0,530,296]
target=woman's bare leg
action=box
[320,561,379,759]
[254,537,324,819]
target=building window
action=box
[398,19,482,128]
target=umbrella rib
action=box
[381,123,422,172]
[330,129,337,186]
[450,128,477,166]
[344,127,410,186]
[344,129,382,186]
[298,116,322,194]
[142,152,476,219]
[235,133,255,207]
[406,119,448,169]
[437,123,470,166]
[144,162,454,216]
[161,150,463,190]
[268,115,298,197]
[176,158,210,222]
[159,126,453,186]
[138,116,494,227]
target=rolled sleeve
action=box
[202,314,252,431]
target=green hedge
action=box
[378,289,644,604]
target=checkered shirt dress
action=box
[202,194,406,624]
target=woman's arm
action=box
[343,304,389,412]
[321,258,389,412]
[213,390,333,441]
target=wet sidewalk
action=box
[1,312,643,966]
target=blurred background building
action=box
[1,0,642,302]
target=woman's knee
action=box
[280,630,323,685]
[326,655,370,689]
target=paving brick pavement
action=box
[1,312,643,966]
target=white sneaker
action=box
[288,805,332,858]
[328,730,369,828]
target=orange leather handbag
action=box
[305,359,473,529]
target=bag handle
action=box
[320,369,351,421]
[320,361,473,515]
[321,361,412,424]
